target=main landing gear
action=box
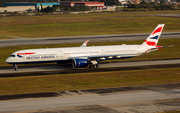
[13,64,18,71]
[89,60,100,68]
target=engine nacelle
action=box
[72,59,89,68]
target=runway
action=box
[0,83,180,113]
[0,32,180,47]
[1,59,180,75]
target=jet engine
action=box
[72,59,89,68]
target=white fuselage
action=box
[5,24,164,69]
[6,44,150,64]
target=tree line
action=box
[90,0,121,6]
[125,1,180,11]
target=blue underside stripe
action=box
[7,60,70,64]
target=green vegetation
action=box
[0,11,180,38]
[0,67,180,95]
[125,1,180,11]
[1,38,180,67]
[0,36,13,40]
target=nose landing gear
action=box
[13,64,18,71]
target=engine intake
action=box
[72,59,88,68]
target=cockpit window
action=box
[10,55,16,57]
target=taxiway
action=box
[0,59,180,74]
[0,83,180,113]
[0,32,180,47]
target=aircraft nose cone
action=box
[5,57,11,63]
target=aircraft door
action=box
[59,51,63,57]
[101,49,105,55]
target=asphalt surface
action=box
[0,32,180,47]
[0,83,180,113]
[1,59,180,75]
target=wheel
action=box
[14,64,18,71]
[92,65,95,68]
[89,64,92,68]
[96,64,100,68]
[15,68,18,71]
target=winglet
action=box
[80,40,89,47]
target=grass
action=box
[0,10,180,38]
[0,67,180,95]
[1,38,180,67]
[0,10,180,96]
[0,36,13,40]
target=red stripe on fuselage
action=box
[17,52,36,55]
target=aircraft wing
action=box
[88,54,128,61]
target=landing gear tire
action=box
[13,64,18,71]
[95,64,100,68]
[89,64,99,68]
[89,64,93,68]
[15,67,18,71]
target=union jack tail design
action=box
[142,24,165,46]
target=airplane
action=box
[6,24,165,71]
